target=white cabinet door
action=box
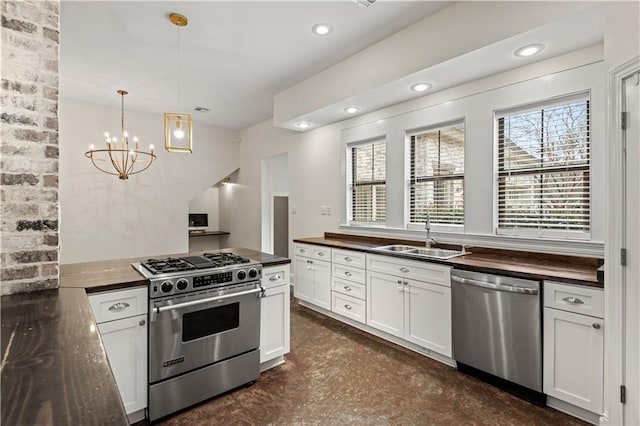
[367,271,404,338]
[260,284,290,364]
[311,259,331,310]
[404,279,452,357]
[294,257,314,303]
[97,314,147,416]
[543,307,604,413]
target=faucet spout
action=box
[425,211,436,248]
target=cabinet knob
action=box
[139,320,146,326]
[400,267,410,273]
[344,304,352,310]
[397,280,403,284]
[318,252,325,257]
[269,275,281,281]
[108,302,130,312]
[300,249,306,253]
[344,286,352,291]
[345,257,352,262]
[592,323,601,330]
[344,271,352,276]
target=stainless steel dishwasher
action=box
[451,269,542,393]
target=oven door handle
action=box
[154,287,263,313]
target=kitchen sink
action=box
[375,245,417,252]
[374,244,468,259]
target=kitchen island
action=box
[0,248,290,426]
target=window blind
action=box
[347,139,386,224]
[409,122,465,226]
[496,93,590,237]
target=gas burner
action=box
[202,252,251,268]
[141,257,197,275]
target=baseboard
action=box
[127,408,146,424]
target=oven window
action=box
[182,302,240,342]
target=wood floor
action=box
[155,299,586,425]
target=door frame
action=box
[605,55,640,426]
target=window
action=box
[346,139,386,225]
[408,121,465,227]
[496,93,590,238]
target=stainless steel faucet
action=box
[425,211,436,248]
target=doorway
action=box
[272,195,289,257]
[261,153,289,255]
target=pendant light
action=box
[164,13,193,153]
[85,90,156,180]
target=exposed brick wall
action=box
[1,1,59,295]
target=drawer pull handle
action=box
[344,304,352,310]
[345,257,352,262]
[139,320,146,326]
[344,271,352,276]
[318,252,325,257]
[269,275,281,281]
[400,267,410,273]
[344,286,352,291]
[562,296,584,305]
[108,302,130,312]
[592,323,601,330]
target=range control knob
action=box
[248,268,258,279]
[237,270,247,280]
[161,281,174,293]
[176,279,188,291]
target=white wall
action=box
[189,187,219,231]
[224,47,606,257]
[59,99,239,264]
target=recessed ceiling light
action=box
[410,82,432,92]
[344,106,360,114]
[514,43,545,57]
[296,122,312,129]
[312,23,333,36]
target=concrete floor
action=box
[156,299,586,425]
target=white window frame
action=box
[405,119,465,233]
[493,91,591,240]
[345,138,387,226]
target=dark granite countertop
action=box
[1,288,129,426]
[294,234,603,288]
[1,247,290,426]
[60,247,291,293]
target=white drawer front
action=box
[262,265,290,289]
[544,281,604,318]
[312,246,331,261]
[332,277,366,300]
[294,243,314,257]
[332,264,366,285]
[89,286,148,323]
[332,292,366,324]
[332,249,366,268]
[367,254,451,287]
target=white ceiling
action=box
[60,1,453,130]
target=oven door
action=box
[149,283,262,384]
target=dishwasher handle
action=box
[451,275,538,295]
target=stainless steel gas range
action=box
[132,252,263,422]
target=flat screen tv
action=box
[188,213,208,232]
